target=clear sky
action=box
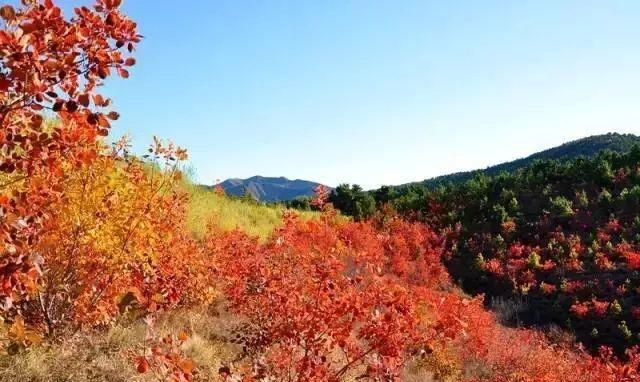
[75,1,640,189]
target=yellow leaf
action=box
[8,317,25,341]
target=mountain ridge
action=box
[214,176,328,202]
[406,132,640,189]
[214,133,640,201]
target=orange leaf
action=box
[8,317,26,341]
[179,359,195,374]
[93,94,105,106]
[98,114,110,128]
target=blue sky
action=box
[74,1,640,188]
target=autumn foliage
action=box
[413,149,640,354]
[0,0,212,365]
[1,0,140,321]
[3,1,640,382]
[207,204,640,381]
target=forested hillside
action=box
[380,146,640,354]
[323,134,640,223]
[327,142,640,353]
[414,133,640,189]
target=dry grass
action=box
[0,304,241,382]
[401,362,437,382]
[0,325,146,382]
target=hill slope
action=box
[420,145,640,353]
[415,133,640,188]
[185,183,318,239]
[215,175,327,202]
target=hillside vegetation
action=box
[414,133,640,189]
[186,184,317,239]
[3,2,640,382]
[439,147,640,353]
[325,133,640,224]
[367,146,640,354]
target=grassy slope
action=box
[186,184,317,240]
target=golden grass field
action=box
[185,183,318,240]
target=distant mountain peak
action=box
[214,176,329,202]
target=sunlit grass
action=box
[185,184,318,240]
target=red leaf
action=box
[135,357,149,373]
[65,100,78,113]
[87,113,99,125]
[97,67,108,79]
[78,93,90,107]
[0,78,10,92]
[0,31,12,44]
[20,22,39,34]
[97,128,109,136]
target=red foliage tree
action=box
[1,0,140,316]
